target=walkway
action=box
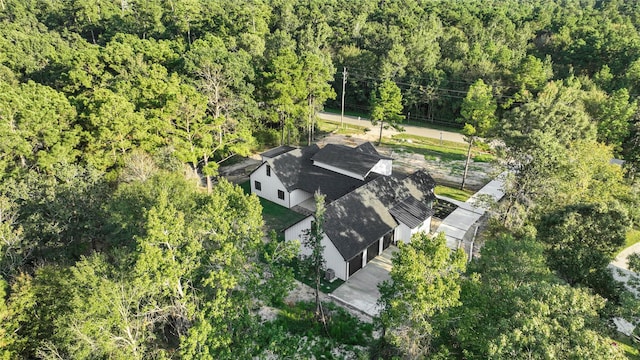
[435,173,507,256]
[330,246,397,317]
[318,112,466,144]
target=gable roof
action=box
[323,170,436,260]
[389,196,435,229]
[311,143,389,178]
[269,145,378,201]
[260,145,296,159]
[356,142,392,159]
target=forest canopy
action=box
[2,0,640,358]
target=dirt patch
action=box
[319,133,495,190]
[218,155,262,184]
[285,280,374,324]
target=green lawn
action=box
[385,133,495,163]
[611,334,640,359]
[435,185,474,202]
[239,181,307,234]
[323,107,463,133]
[291,258,344,293]
[619,228,640,255]
[317,119,370,136]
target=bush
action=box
[253,128,281,147]
[473,153,495,162]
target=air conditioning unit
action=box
[324,268,336,282]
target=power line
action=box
[338,71,518,103]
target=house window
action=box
[266,165,271,176]
[254,181,262,191]
[278,190,285,200]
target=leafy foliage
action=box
[377,232,466,358]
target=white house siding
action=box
[312,161,364,180]
[289,189,313,208]
[285,217,348,280]
[370,159,392,176]
[250,162,290,208]
[284,216,313,245]
[323,235,348,280]
[394,217,432,244]
[395,223,412,244]
[410,216,431,236]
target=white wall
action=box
[312,161,364,180]
[284,216,313,245]
[323,235,348,281]
[411,216,431,235]
[250,162,290,208]
[284,216,348,281]
[395,223,412,244]
[394,216,433,244]
[290,189,313,208]
[370,159,392,176]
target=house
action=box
[250,143,391,209]
[251,142,436,281]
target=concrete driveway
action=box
[330,246,397,317]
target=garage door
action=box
[366,241,379,263]
[383,232,393,250]
[348,254,363,277]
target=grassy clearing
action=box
[386,134,467,162]
[252,301,372,358]
[386,133,495,163]
[324,107,463,133]
[611,334,640,359]
[617,227,640,256]
[239,181,307,234]
[317,119,370,136]
[625,228,640,249]
[435,185,474,202]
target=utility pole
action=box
[340,67,347,129]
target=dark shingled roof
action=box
[260,145,296,159]
[389,196,435,229]
[270,145,377,201]
[356,142,392,160]
[311,144,387,178]
[323,170,436,260]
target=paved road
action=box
[317,111,466,144]
[610,243,640,335]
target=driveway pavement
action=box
[609,242,640,335]
[330,246,397,317]
[318,112,466,144]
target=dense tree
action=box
[0,81,80,177]
[3,1,640,357]
[377,232,466,358]
[301,51,336,145]
[442,235,626,359]
[370,79,405,145]
[263,39,307,145]
[458,79,496,190]
[78,88,148,171]
[537,203,629,297]
[497,80,597,228]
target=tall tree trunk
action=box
[280,113,285,146]
[378,121,384,146]
[461,138,473,190]
[204,155,212,193]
